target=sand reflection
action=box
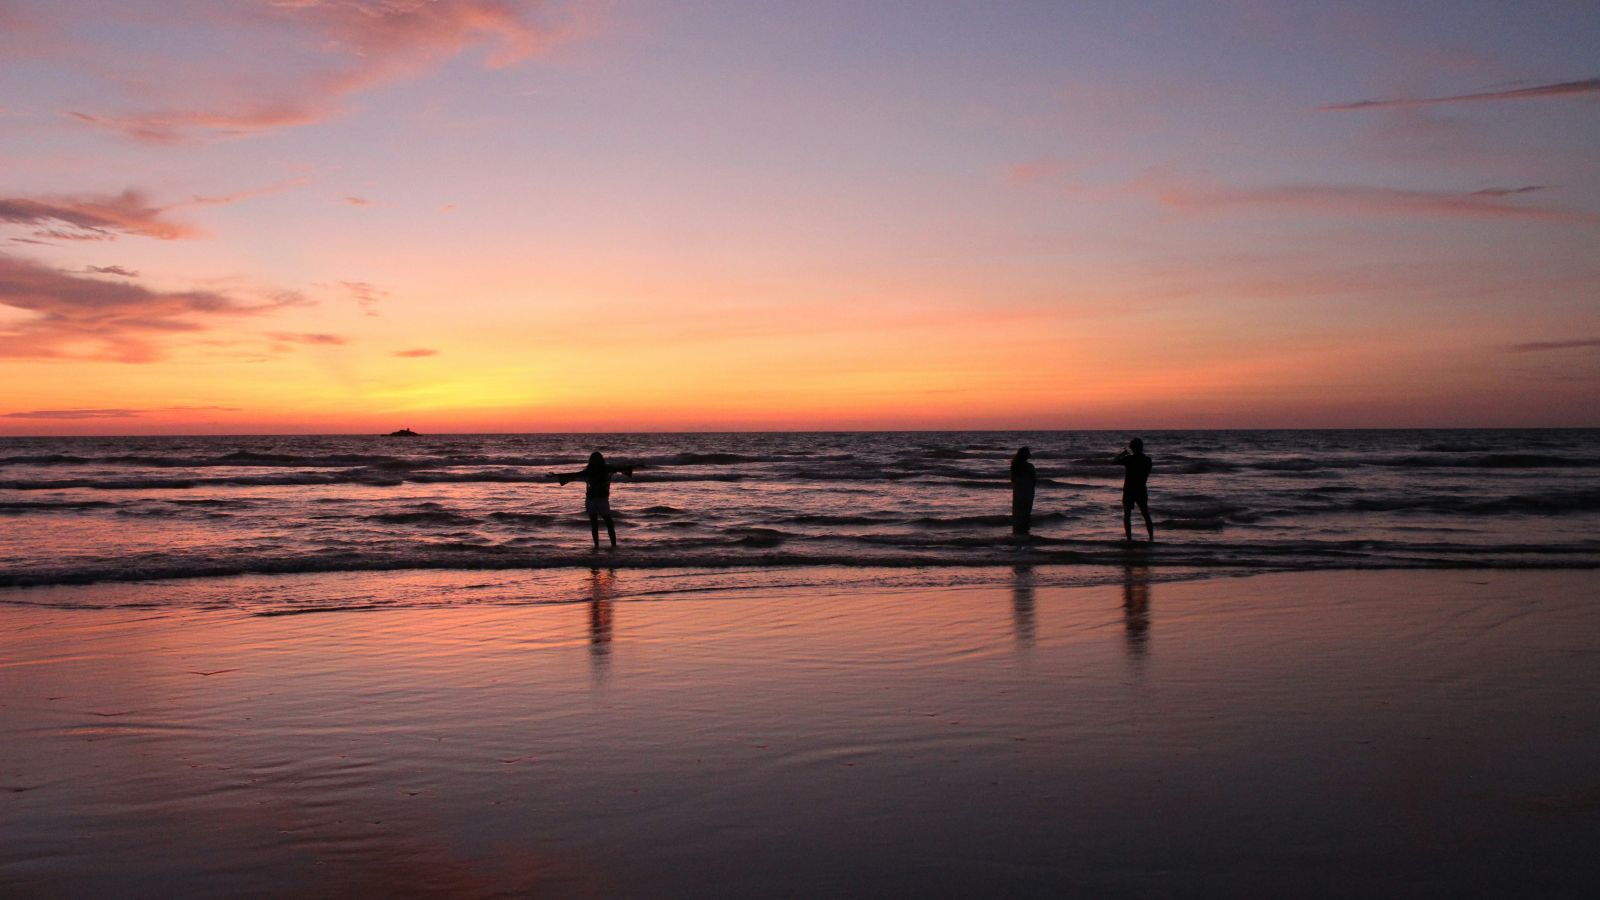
[588,567,616,680]
[1010,565,1036,651]
[1122,561,1151,661]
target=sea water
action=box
[2,430,1596,600]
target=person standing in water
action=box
[552,451,634,550]
[1113,438,1154,542]
[1010,446,1037,536]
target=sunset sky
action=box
[2,0,1597,434]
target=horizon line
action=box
[3,425,1598,439]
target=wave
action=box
[0,449,814,471]
[1371,453,1599,469]
[0,499,121,513]
[6,538,1597,589]
[12,538,1600,589]
[1343,489,1600,515]
[782,513,902,526]
[365,508,479,527]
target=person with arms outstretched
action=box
[552,451,634,550]
[1113,438,1154,542]
[1010,446,1037,536]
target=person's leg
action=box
[1122,500,1133,541]
[588,514,600,549]
[603,514,618,547]
[1138,499,1154,541]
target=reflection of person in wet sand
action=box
[584,566,616,684]
[588,567,615,661]
[1010,565,1037,649]
[1112,438,1154,542]
[1122,561,1150,659]
[1010,446,1037,536]
[551,452,634,550]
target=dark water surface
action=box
[2,430,1598,591]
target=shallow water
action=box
[2,429,1598,588]
[3,568,1597,897]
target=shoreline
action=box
[5,547,1599,592]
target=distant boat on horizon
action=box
[385,428,420,437]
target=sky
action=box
[1,0,1597,434]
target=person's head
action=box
[1128,438,1143,452]
[1013,446,1031,463]
[587,451,605,468]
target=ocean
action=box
[2,430,1597,600]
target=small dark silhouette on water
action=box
[552,452,635,549]
[1010,446,1037,535]
[385,427,419,437]
[1113,438,1155,542]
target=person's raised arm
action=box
[609,465,635,479]
[550,469,587,486]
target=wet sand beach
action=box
[3,567,1598,898]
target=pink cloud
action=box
[86,265,140,277]
[344,195,372,206]
[267,331,347,345]
[67,1,579,142]
[0,251,300,362]
[394,347,438,357]
[1005,158,1068,187]
[0,190,197,241]
[1141,177,1598,223]
[1322,77,1600,111]
[339,280,387,315]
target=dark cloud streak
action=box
[1145,178,1598,223]
[2,405,241,419]
[1322,78,1600,111]
[1507,338,1600,353]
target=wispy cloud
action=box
[394,347,438,357]
[1142,177,1598,223]
[2,408,145,419]
[1322,77,1600,111]
[339,280,387,316]
[185,178,309,207]
[1507,338,1600,353]
[2,405,241,419]
[68,1,579,142]
[344,195,372,206]
[86,265,140,277]
[268,331,347,345]
[1005,157,1068,187]
[0,190,196,241]
[0,251,301,362]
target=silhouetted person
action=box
[1113,438,1154,542]
[552,451,634,549]
[1010,446,1037,535]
